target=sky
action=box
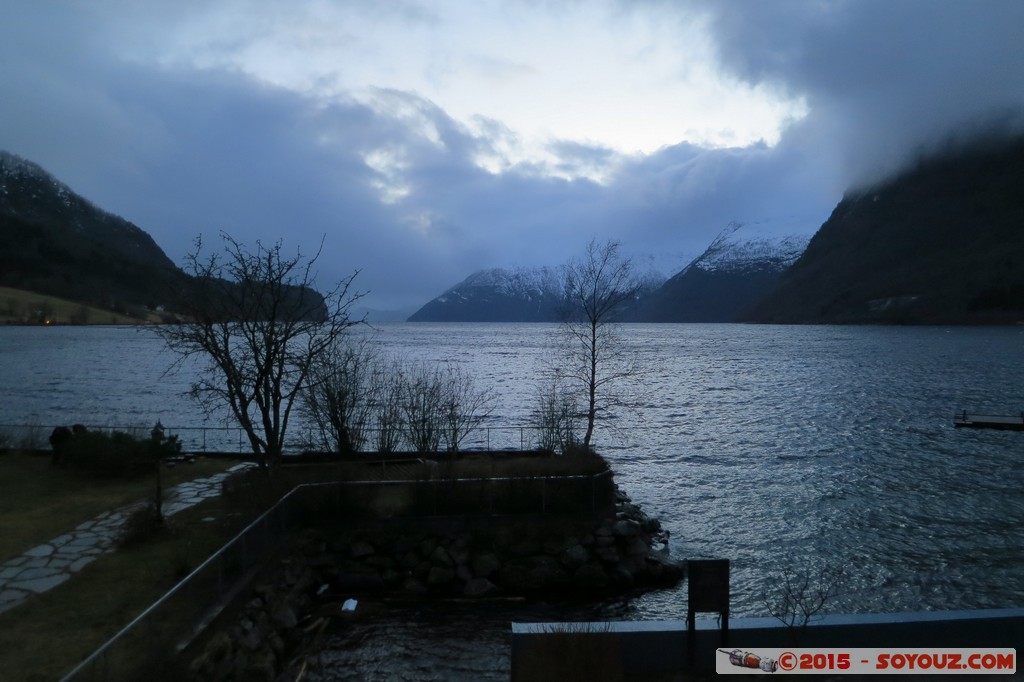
[3,1,1024,312]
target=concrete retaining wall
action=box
[511,608,1024,678]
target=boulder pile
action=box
[187,487,681,680]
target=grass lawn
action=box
[0,450,234,563]
[0,449,611,680]
[0,496,252,681]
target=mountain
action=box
[0,151,181,313]
[744,135,1024,324]
[408,267,565,322]
[638,223,809,322]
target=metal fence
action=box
[0,422,565,455]
[59,470,614,681]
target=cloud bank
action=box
[2,1,1022,310]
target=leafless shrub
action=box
[368,357,406,453]
[438,362,494,452]
[764,563,846,644]
[532,373,582,455]
[304,339,376,453]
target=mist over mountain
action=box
[0,150,181,312]
[744,134,1024,324]
[639,224,809,322]
[8,129,1024,328]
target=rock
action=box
[271,603,298,631]
[542,537,576,555]
[365,554,395,570]
[335,570,386,592]
[350,540,375,559]
[470,553,502,578]
[456,564,473,583]
[625,538,649,556]
[269,633,286,655]
[399,551,421,570]
[430,545,454,567]
[608,565,635,589]
[427,566,456,588]
[402,576,428,594]
[594,545,620,564]
[449,547,470,566]
[640,517,662,534]
[497,556,569,593]
[647,555,685,585]
[244,650,277,682]
[464,577,499,597]
[612,519,640,539]
[574,562,611,590]
[381,568,403,587]
[560,544,591,571]
[207,631,233,661]
[621,556,648,578]
[508,537,542,557]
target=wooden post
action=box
[687,559,730,666]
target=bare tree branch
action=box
[559,238,643,449]
[155,233,364,471]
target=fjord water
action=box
[2,323,1023,619]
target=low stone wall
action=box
[188,557,324,682]
[313,487,681,598]
[185,487,683,681]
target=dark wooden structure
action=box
[954,411,1024,431]
[687,559,730,664]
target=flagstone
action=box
[10,572,70,593]
[23,544,54,558]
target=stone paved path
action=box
[0,462,254,615]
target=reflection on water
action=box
[280,599,636,681]
[3,323,1024,620]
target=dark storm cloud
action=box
[6,2,1020,311]
[696,0,1024,187]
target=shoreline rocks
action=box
[187,486,681,681]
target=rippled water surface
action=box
[2,323,1023,675]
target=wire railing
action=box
[0,423,573,455]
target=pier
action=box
[954,411,1024,430]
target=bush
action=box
[55,427,181,478]
[118,503,165,547]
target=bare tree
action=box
[560,238,642,449]
[156,233,363,471]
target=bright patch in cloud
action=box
[126,0,806,175]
